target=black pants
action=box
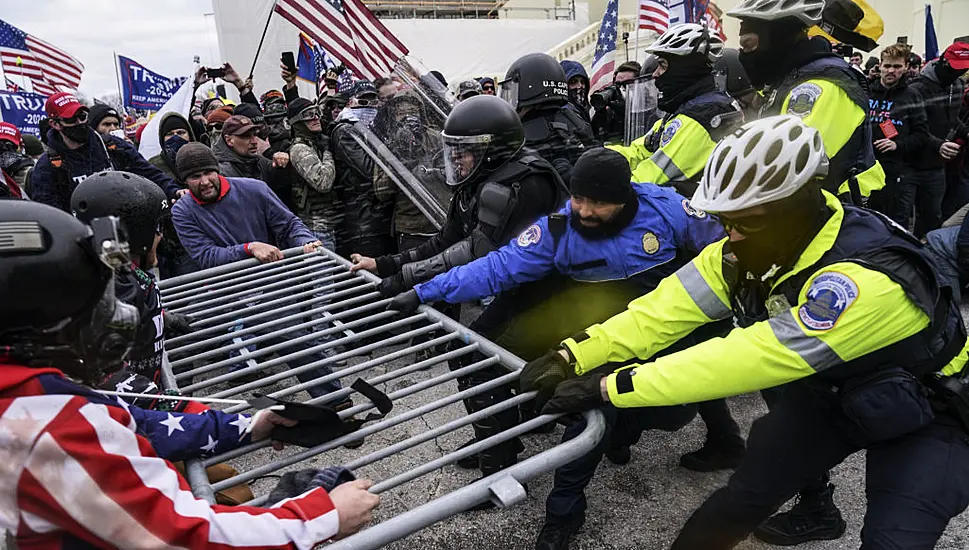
[895,169,945,238]
[672,383,969,550]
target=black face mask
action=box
[656,56,713,111]
[60,124,90,144]
[163,135,189,165]
[935,61,967,86]
[568,86,589,108]
[569,193,639,240]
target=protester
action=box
[478,76,496,95]
[848,50,864,72]
[0,201,379,549]
[612,61,640,85]
[205,105,233,144]
[867,43,932,232]
[212,114,293,206]
[910,41,969,219]
[456,79,482,101]
[0,122,33,192]
[288,97,341,248]
[500,52,594,184]
[170,142,346,400]
[375,76,399,103]
[31,92,183,212]
[88,103,123,136]
[321,92,349,124]
[560,60,591,122]
[22,133,44,160]
[330,81,395,258]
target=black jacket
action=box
[909,60,968,171]
[212,136,293,207]
[867,75,930,177]
[329,119,393,254]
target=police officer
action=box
[287,98,341,249]
[499,53,595,184]
[350,94,567,486]
[70,171,194,406]
[387,148,728,549]
[522,115,969,550]
[611,23,742,198]
[727,0,885,202]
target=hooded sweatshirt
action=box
[560,60,592,123]
[148,112,196,184]
[867,74,930,177]
[910,60,968,170]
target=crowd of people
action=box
[4,0,969,548]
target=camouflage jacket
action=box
[290,133,342,233]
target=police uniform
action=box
[520,106,595,185]
[610,90,742,198]
[761,38,885,200]
[561,191,969,548]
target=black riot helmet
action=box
[715,48,755,99]
[0,201,139,379]
[441,94,525,187]
[71,171,169,258]
[500,53,569,110]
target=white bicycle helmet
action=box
[727,0,825,27]
[691,115,829,213]
[644,23,725,64]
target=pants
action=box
[671,383,969,550]
[895,169,945,238]
[545,404,698,524]
[943,160,969,220]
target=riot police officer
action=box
[611,23,742,198]
[500,52,595,184]
[350,94,567,486]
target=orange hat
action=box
[206,105,234,125]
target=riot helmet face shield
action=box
[441,133,491,186]
[623,76,660,146]
[498,77,519,110]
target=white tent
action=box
[212,0,585,98]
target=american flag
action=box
[4,77,19,92]
[639,0,670,34]
[589,0,619,92]
[0,19,83,94]
[274,0,408,82]
[336,69,355,93]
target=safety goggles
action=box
[293,107,320,123]
[355,95,378,107]
[58,110,89,125]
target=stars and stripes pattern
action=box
[589,0,620,92]
[639,0,671,34]
[0,19,83,97]
[337,68,356,93]
[4,76,18,92]
[0,365,340,548]
[275,0,408,81]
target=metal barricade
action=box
[157,246,605,549]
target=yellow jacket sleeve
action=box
[629,114,718,186]
[607,119,660,171]
[604,261,931,408]
[781,79,885,196]
[562,239,732,374]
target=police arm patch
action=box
[659,118,682,147]
[516,224,542,247]
[797,271,859,331]
[787,83,822,118]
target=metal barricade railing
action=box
[157,246,605,549]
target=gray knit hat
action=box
[175,142,219,180]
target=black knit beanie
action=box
[570,148,633,204]
[88,104,121,129]
[176,142,219,180]
[159,115,191,139]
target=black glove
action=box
[387,289,421,314]
[541,374,606,415]
[264,467,356,507]
[520,349,575,409]
[377,273,407,297]
[164,311,193,337]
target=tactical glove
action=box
[541,374,606,415]
[520,348,575,409]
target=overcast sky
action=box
[4,0,219,97]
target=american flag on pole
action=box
[589,0,620,92]
[0,19,83,94]
[4,77,19,92]
[639,0,671,34]
[274,0,408,81]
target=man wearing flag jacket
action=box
[0,201,379,549]
[610,24,742,198]
[388,148,728,550]
[31,92,183,212]
[522,116,969,549]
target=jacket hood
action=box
[920,60,942,85]
[870,73,911,96]
[560,60,589,84]
[157,112,196,148]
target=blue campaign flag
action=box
[0,90,47,136]
[296,33,338,85]
[924,4,939,61]
[118,55,186,111]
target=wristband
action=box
[244,242,253,256]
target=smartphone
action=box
[206,67,227,79]
[281,52,297,73]
[109,129,126,140]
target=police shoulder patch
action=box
[681,199,707,219]
[787,83,823,118]
[659,118,682,147]
[642,232,660,254]
[797,271,859,331]
[517,224,542,247]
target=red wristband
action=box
[244,242,252,256]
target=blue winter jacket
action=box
[31,126,180,212]
[415,183,725,304]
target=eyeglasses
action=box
[59,110,89,125]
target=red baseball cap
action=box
[943,42,969,70]
[44,91,86,120]
[0,122,22,147]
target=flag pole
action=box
[634,3,642,65]
[113,51,126,114]
[249,0,279,80]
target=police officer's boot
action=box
[534,518,582,550]
[679,434,746,472]
[753,482,846,545]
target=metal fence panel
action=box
[156,246,604,549]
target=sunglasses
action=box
[482,85,495,91]
[59,110,89,125]
[207,122,224,131]
[719,215,773,235]
[355,97,378,107]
